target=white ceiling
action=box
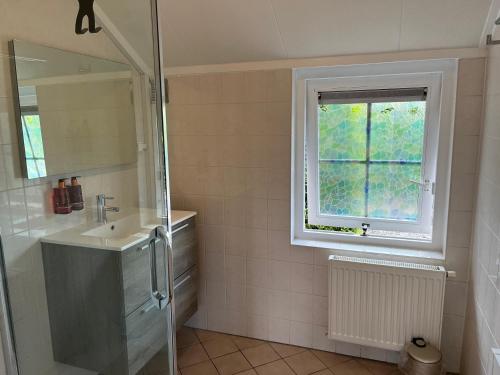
[161,0,493,67]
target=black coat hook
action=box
[75,0,102,35]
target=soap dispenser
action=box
[68,176,84,211]
[53,179,72,214]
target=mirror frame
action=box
[8,40,141,181]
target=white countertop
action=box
[41,209,196,252]
[171,210,197,226]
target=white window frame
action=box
[291,60,458,254]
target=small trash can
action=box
[400,338,443,375]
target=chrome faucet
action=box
[96,194,120,223]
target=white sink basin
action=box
[41,210,196,251]
[82,215,155,240]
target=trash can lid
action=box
[407,341,442,364]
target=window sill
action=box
[292,237,445,262]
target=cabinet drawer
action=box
[174,266,198,329]
[122,239,168,317]
[122,243,150,316]
[172,218,197,279]
[126,300,169,374]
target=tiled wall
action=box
[167,58,485,372]
[0,1,140,374]
[461,46,500,375]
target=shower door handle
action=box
[155,225,174,306]
[149,228,168,310]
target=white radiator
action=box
[328,255,447,351]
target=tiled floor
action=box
[143,326,404,375]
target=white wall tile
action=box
[269,289,291,319]
[312,325,334,352]
[207,281,226,308]
[0,191,12,236]
[226,255,246,285]
[457,58,486,96]
[269,318,290,344]
[291,263,313,294]
[268,230,290,260]
[207,307,228,332]
[226,308,247,336]
[312,295,328,327]
[247,314,269,340]
[247,257,268,287]
[290,321,312,348]
[447,211,473,248]
[445,246,470,282]
[455,95,484,136]
[227,283,246,310]
[247,229,268,258]
[8,188,28,234]
[268,168,291,200]
[313,265,328,297]
[291,292,313,323]
[205,225,225,255]
[290,245,314,264]
[268,199,290,231]
[204,253,225,282]
[268,260,291,291]
[225,226,248,256]
[444,281,468,316]
[247,286,269,316]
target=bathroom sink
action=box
[41,210,197,251]
[82,215,154,240]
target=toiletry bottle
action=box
[68,176,84,211]
[53,179,72,214]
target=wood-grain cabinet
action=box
[41,215,198,375]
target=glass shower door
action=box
[0,0,174,374]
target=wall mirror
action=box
[10,40,138,179]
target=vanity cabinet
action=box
[41,212,198,374]
[42,235,171,375]
[172,216,198,329]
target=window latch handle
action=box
[409,179,434,194]
[361,223,370,237]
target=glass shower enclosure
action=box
[0,0,174,374]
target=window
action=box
[292,60,457,253]
[20,107,47,179]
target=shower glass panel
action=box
[0,0,173,374]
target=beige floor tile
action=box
[195,329,230,342]
[177,327,200,349]
[357,359,398,375]
[242,343,280,367]
[233,336,266,350]
[172,328,400,375]
[311,350,351,368]
[213,352,252,375]
[270,342,307,358]
[255,359,295,375]
[177,344,209,368]
[180,360,218,375]
[284,350,326,375]
[203,337,239,358]
[330,360,372,375]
